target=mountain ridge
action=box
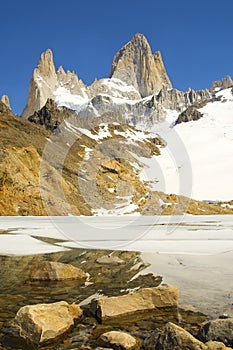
[21,33,232,132]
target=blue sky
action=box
[0,0,232,115]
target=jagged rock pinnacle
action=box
[1,95,11,110]
[22,49,87,118]
[36,48,56,78]
[22,48,57,117]
[110,33,172,97]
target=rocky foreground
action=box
[0,246,232,350]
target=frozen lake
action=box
[0,215,232,317]
[0,215,232,255]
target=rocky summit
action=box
[109,33,172,97]
[0,33,233,215]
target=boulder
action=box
[12,301,82,344]
[98,331,140,350]
[90,285,178,322]
[30,261,87,281]
[198,318,233,347]
[145,322,207,349]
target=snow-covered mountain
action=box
[1,33,232,215]
[22,33,217,127]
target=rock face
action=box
[146,322,207,350]
[110,33,172,97]
[30,261,87,280]
[156,85,211,112]
[22,48,87,118]
[78,92,164,126]
[198,319,233,347]
[0,143,84,216]
[90,285,178,322]
[98,331,140,350]
[12,301,82,345]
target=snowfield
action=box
[153,88,233,201]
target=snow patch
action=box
[54,86,89,112]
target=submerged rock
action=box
[90,285,178,322]
[11,301,82,345]
[96,255,125,266]
[30,261,87,281]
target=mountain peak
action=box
[36,48,56,78]
[110,33,172,97]
[23,48,57,117]
[57,65,66,75]
[131,32,150,44]
[22,49,87,117]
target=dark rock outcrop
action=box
[175,106,203,125]
[28,98,74,131]
[198,318,233,347]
